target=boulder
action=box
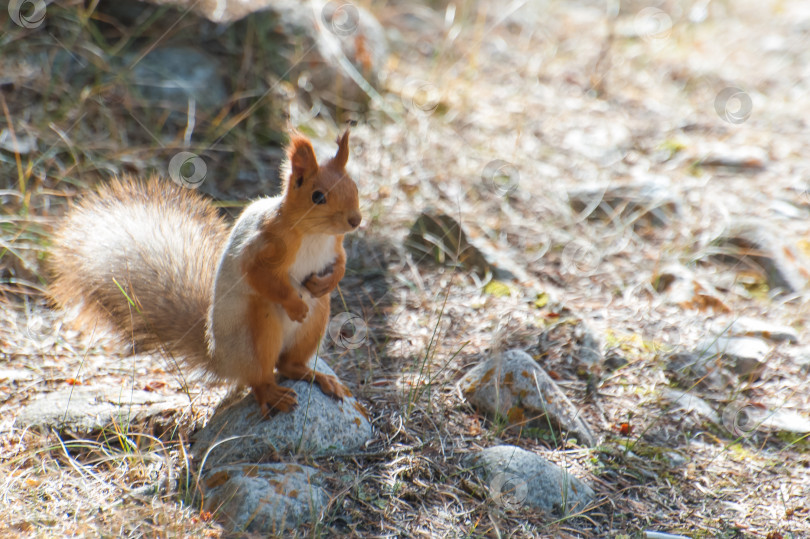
[200,463,328,534]
[193,357,372,466]
[459,350,597,447]
[464,445,595,514]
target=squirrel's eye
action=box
[312,191,327,205]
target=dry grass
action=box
[2,0,810,537]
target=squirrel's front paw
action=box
[303,273,333,298]
[284,298,309,322]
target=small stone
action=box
[694,336,770,377]
[193,357,372,466]
[664,451,687,467]
[0,129,36,155]
[538,316,603,367]
[665,352,735,390]
[760,409,810,433]
[128,47,228,114]
[722,404,810,435]
[661,389,719,423]
[712,316,798,344]
[651,264,730,313]
[712,220,810,294]
[604,351,629,372]
[201,463,328,534]
[697,146,767,170]
[15,386,187,433]
[406,210,495,279]
[458,350,597,447]
[464,445,594,514]
[567,181,679,228]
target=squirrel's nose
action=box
[348,213,361,229]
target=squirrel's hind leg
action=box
[251,381,297,415]
[247,295,297,415]
[277,297,350,400]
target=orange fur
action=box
[233,129,359,414]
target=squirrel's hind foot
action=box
[314,373,351,400]
[252,383,298,415]
[276,362,351,401]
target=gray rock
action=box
[15,386,187,433]
[664,451,687,467]
[0,129,36,154]
[712,316,798,344]
[695,336,770,377]
[406,210,497,279]
[464,445,594,514]
[193,357,372,466]
[650,263,730,313]
[458,350,597,447]
[759,409,810,433]
[139,0,387,108]
[538,316,603,367]
[661,389,719,423]
[200,463,328,534]
[721,404,810,436]
[128,47,228,113]
[712,220,809,294]
[666,351,735,390]
[697,146,767,170]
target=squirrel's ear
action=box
[288,134,318,185]
[333,129,350,169]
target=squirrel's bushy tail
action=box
[49,177,228,370]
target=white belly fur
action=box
[280,234,336,350]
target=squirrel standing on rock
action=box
[49,130,361,415]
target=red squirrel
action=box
[49,130,361,415]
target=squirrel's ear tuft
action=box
[288,133,318,183]
[333,129,350,169]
